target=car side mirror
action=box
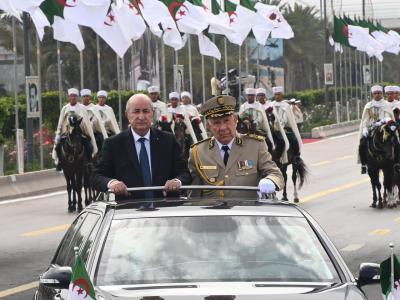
[357,263,380,287]
[40,266,72,289]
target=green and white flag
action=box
[14,0,49,40]
[380,254,400,300]
[209,0,232,35]
[67,255,95,300]
[189,0,232,34]
[223,0,255,46]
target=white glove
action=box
[383,117,392,123]
[362,128,369,137]
[390,125,397,132]
[258,178,276,194]
[374,121,382,127]
[55,134,61,144]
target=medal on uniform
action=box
[200,165,217,170]
[238,160,254,170]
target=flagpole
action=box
[381,60,383,86]
[339,49,343,122]
[116,55,122,129]
[224,37,228,94]
[256,44,260,88]
[147,29,152,84]
[344,47,348,103]
[245,38,249,75]
[161,40,167,101]
[212,34,217,77]
[155,40,160,90]
[333,47,338,123]
[238,45,242,101]
[121,53,126,90]
[131,44,137,90]
[201,55,205,103]
[57,41,62,111]
[354,50,358,101]
[12,17,19,130]
[36,33,44,170]
[79,50,84,90]
[348,47,352,100]
[188,34,193,96]
[96,34,101,90]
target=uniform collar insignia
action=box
[235,136,243,146]
[209,137,215,149]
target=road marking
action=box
[340,243,365,252]
[300,178,370,203]
[369,229,391,235]
[336,155,354,161]
[0,191,67,205]
[21,224,70,237]
[0,281,38,298]
[311,160,332,167]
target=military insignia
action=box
[200,165,217,170]
[209,177,216,183]
[217,96,224,105]
[238,160,254,170]
[235,136,243,146]
[208,138,215,149]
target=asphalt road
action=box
[0,132,399,299]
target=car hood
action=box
[96,282,367,300]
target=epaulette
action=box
[244,134,265,142]
[190,137,212,148]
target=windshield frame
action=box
[92,213,345,287]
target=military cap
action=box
[97,90,108,97]
[80,89,91,96]
[200,95,236,119]
[371,85,383,93]
[169,92,180,99]
[384,86,397,93]
[181,91,192,99]
[68,88,79,96]
[148,86,159,93]
[245,88,256,95]
[256,88,266,95]
[272,86,284,94]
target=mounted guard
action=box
[96,90,121,136]
[180,91,208,141]
[358,85,395,174]
[52,88,97,171]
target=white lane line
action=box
[340,243,365,252]
[0,191,67,205]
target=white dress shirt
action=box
[131,128,152,176]
[215,138,235,162]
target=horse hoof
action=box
[77,205,83,213]
[68,206,76,213]
[85,201,91,206]
[370,203,377,208]
[281,197,289,201]
[294,198,299,203]
[378,203,383,209]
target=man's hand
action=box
[163,178,182,196]
[258,178,276,194]
[109,180,129,196]
[55,134,61,144]
[362,128,369,137]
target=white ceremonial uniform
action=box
[239,101,275,149]
[272,100,302,150]
[96,104,121,135]
[358,100,394,139]
[83,103,108,139]
[52,103,98,163]
[181,104,208,140]
[168,105,198,143]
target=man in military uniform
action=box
[52,88,98,170]
[271,86,302,157]
[239,88,275,152]
[96,90,121,136]
[188,95,284,199]
[358,85,394,174]
[181,91,208,140]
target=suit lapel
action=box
[150,128,161,183]
[124,129,141,173]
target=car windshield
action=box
[95,215,339,286]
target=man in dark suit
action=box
[92,93,192,203]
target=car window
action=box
[81,215,102,264]
[52,213,87,266]
[63,213,101,267]
[95,216,340,286]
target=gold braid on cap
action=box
[203,105,235,118]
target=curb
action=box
[311,120,360,139]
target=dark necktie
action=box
[138,137,153,205]
[222,145,230,166]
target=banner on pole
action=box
[25,76,40,118]
[363,65,371,84]
[173,65,184,94]
[324,63,334,85]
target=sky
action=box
[281,0,400,20]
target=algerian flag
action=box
[67,255,95,300]
[39,0,85,51]
[13,0,50,40]
[348,25,384,61]
[189,0,233,35]
[328,35,343,53]
[92,4,132,58]
[198,32,221,60]
[224,0,255,46]
[208,0,232,36]
[112,0,146,41]
[380,254,400,300]
[0,0,22,21]
[332,15,351,47]
[162,0,208,35]
[63,0,110,29]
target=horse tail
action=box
[293,156,309,189]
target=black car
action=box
[35,188,380,300]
